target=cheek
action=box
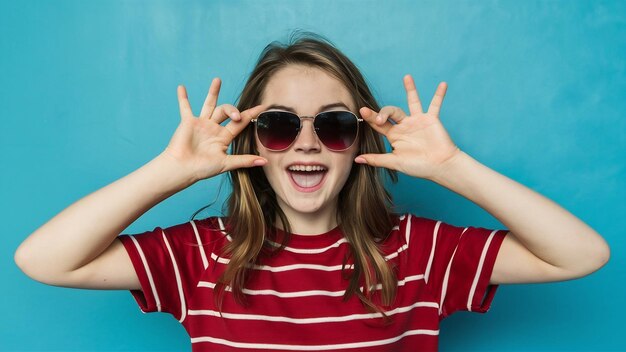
[254,136,265,157]
[256,139,277,162]
[347,143,360,163]
[259,152,283,181]
[334,155,357,182]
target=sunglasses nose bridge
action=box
[299,115,316,129]
[292,116,322,150]
[301,116,323,135]
[299,115,314,121]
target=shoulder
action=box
[189,216,227,233]
[128,216,230,247]
[391,213,441,226]
[390,213,506,260]
[393,213,478,235]
[385,213,472,256]
[186,216,231,242]
[390,213,444,239]
[380,213,440,251]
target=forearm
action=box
[15,152,196,275]
[431,150,609,272]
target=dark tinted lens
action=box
[256,111,300,151]
[314,111,358,151]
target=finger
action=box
[220,104,267,140]
[240,103,267,121]
[427,82,448,117]
[403,74,423,115]
[359,107,392,136]
[177,85,194,119]
[223,154,268,172]
[199,77,221,119]
[211,104,241,124]
[354,153,396,169]
[378,106,407,124]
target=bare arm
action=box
[14,79,267,290]
[14,152,193,288]
[432,150,610,284]
[356,75,610,284]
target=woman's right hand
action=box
[162,78,267,183]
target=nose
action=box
[292,117,321,152]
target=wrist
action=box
[152,151,199,190]
[429,148,471,186]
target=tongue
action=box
[290,171,325,188]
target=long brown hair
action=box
[214,31,399,314]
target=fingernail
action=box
[232,112,240,120]
[354,157,367,164]
[253,159,266,166]
[376,115,382,123]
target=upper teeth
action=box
[288,165,327,172]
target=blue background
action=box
[2,1,625,351]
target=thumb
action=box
[354,153,395,169]
[224,155,267,171]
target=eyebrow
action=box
[266,102,351,114]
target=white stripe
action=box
[209,252,355,272]
[188,300,439,324]
[210,252,230,264]
[399,274,425,285]
[254,263,353,272]
[404,214,412,246]
[217,216,225,232]
[191,328,439,350]
[216,218,398,255]
[439,227,468,315]
[198,281,346,298]
[384,244,408,261]
[210,239,408,269]
[189,220,209,270]
[245,288,342,298]
[196,274,424,298]
[424,221,441,284]
[161,231,187,322]
[467,230,498,311]
[387,274,425,290]
[129,236,161,312]
[217,217,233,241]
[399,214,406,220]
[266,238,349,254]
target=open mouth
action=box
[287,165,328,192]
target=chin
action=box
[287,202,324,214]
[282,197,331,215]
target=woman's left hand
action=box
[355,75,461,180]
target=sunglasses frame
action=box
[251,109,363,152]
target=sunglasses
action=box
[251,110,363,152]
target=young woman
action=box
[15,32,610,351]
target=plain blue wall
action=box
[2,1,625,351]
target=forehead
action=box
[261,65,356,113]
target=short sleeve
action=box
[407,216,508,319]
[118,220,211,322]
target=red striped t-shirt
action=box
[118,214,507,351]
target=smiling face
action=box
[257,65,359,230]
